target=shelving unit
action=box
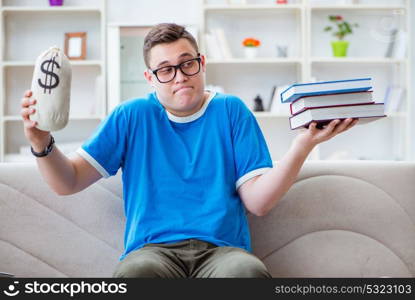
[203,4,303,11]
[309,5,406,10]
[207,58,302,64]
[201,0,411,161]
[2,61,104,67]
[0,0,107,162]
[1,6,103,12]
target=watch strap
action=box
[30,135,55,157]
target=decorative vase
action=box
[49,0,64,6]
[244,47,258,59]
[331,40,349,57]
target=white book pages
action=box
[385,86,404,113]
[271,85,290,114]
[212,28,233,59]
[391,30,407,59]
[291,92,373,115]
[290,104,385,129]
[204,33,223,60]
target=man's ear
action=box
[200,54,206,72]
[144,70,155,87]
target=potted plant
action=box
[242,37,260,59]
[324,15,358,57]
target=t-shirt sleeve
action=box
[76,105,128,178]
[230,99,273,190]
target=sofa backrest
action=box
[0,161,414,277]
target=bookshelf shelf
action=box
[310,5,406,11]
[207,58,302,64]
[310,57,407,64]
[202,0,412,161]
[2,60,103,67]
[203,4,303,12]
[2,7,102,13]
[254,112,290,118]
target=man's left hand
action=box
[294,118,359,150]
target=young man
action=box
[21,23,357,278]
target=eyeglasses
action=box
[151,54,202,83]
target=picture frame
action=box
[64,32,87,60]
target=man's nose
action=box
[175,67,188,83]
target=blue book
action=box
[280,78,372,103]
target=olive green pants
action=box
[113,239,271,278]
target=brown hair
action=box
[143,23,199,68]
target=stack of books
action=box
[280,78,387,130]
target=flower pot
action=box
[244,47,258,59]
[331,40,349,57]
[49,0,64,6]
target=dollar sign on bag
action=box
[38,55,60,94]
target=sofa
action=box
[0,161,414,278]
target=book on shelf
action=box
[384,85,404,113]
[270,84,291,115]
[204,32,223,60]
[267,85,277,111]
[289,103,386,130]
[211,28,233,59]
[280,78,372,103]
[204,28,233,60]
[290,91,374,115]
[384,28,398,58]
[390,30,407,59]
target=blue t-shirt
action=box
[77,91,272,260]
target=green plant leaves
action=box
[325,15,358,40]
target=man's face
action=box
[144,38,206,117]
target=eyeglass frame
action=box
[150,53,202,84]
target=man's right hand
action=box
[21,90,51,153]
[20,90,102,195]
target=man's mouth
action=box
[174,86,193,94]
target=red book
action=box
[290,91,374,116]
[289,103,386,130]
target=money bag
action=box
[30,46,72,131]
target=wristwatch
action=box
[30,135,55,157]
